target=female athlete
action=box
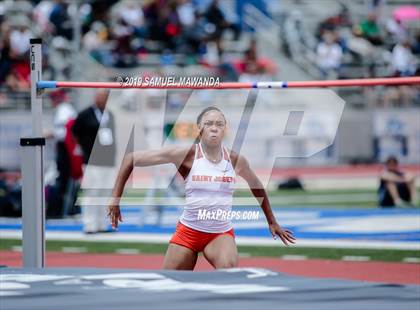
[108,106,295,270]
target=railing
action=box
[243,3,281,49]
[0,88,31,110]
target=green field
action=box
[1,239,419,263]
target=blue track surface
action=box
[1,207,419,242]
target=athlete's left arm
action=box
[235,155,296,246]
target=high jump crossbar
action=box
[22,38,420,268]
[37,77,420,90]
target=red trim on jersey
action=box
[196,144,203,159]
[223,147,230,161]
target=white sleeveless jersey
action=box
[180,143,236,233]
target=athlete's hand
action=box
[107,203,123,230]
[269,222,296,246]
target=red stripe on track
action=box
[2,251,419,285]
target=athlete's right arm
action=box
[108,145,190,229]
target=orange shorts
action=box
[169,222,235,253]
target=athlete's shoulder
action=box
[224,148,249,168]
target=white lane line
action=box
[281,255,307,260]
[342,255,371,261]
[10,246,22,252]
[115,248,141,255]
[238,252,251,257]
[402,257,420,263]
[61,247,87,253]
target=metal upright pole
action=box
[20,38,45,268]
[70,2,81,105]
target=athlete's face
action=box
[199,111,226,146]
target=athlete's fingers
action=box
[278,233,289,246]
[286,237,296,243]
[285,232,296,241]
[107,205,122,230]
[283,234,296,244]
[283,230,296,241]
[284,229,294,235]
[279,229,296,245]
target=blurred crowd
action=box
[312,1,420,107]
[0,12,32,93]
[2,0,418,107]
[315,2,420,78]
[0,0,278,100]
[82,0,242,66]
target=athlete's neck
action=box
[201,143,222,162]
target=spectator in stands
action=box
[238,61,265,82]
[390,39,417,77]
[112,17,139,67]
[0,16,31,92]
[143,0,164,41]
[177,0,195,28]
[359,12,383,45]
[9,16,32,57]
[316,31,343,79]
[237,38,276,81]
[143,0,184,52]
[378,156,417,207]
[177,0,204,54]
[0,21,12,85]
[412,31,420,55]
[385,16,408,46]
[204,0,240,56]
[367,0,386,21]
[119,0,144,31]
[49,0,73,40]
[83,21,107,50]
[165,0,183,50]
[316,4,352,40]
[381,39,418,107]
[4,68,30,92]
[347,25,375,62]
[83,21,115,67]
[33,0,55,34]
[117,0,147,46]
